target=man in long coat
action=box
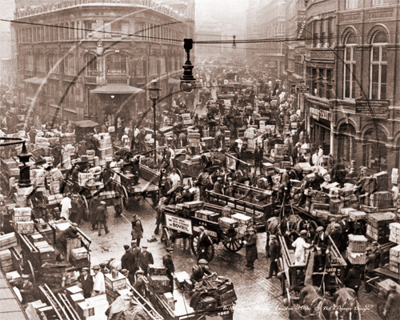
[121,245,135,285]
[162,248,175,293]
[78,267,94,298]
[197,226,213,262]
[131,214,144,246]
[139,245,154,276]
[244,227,258,270]
[266,234,280,278]
[96,201,109,236]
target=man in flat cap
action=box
[78,267,93,298]
[383,283,400,319]
[163,248,175,293]
[197,226,213,263]
[133,269,146,297]
[244,227,258,270]
[131,214,144,246]
[121,245,135,285]
[190,259,212,283]
[313,226,328,271]
[139,245,154,276]
[95,201,109,236]
[19,274,34,304]
[92,265,105,296]
[266,234,280,279]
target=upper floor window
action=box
[37,54,46,72]
[106,54,127,76]
[64,54,75,76]
[344,33,357,99]
[373,0,388,6]
[346,0,358,9]
[84,21,93,38]
[370,31,387,100]
[84,54,97,76]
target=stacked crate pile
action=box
[182,113,193,126]
[41,263,76,289]
[389,222,400,244]
[98,133,113,165]
[0,248,13,272]
[231,213,252,237]
[105,272,127,304]
[66,286,85,310]
[366,212,395,244]
[218,217,238,234]
[12,207,34,235]
[346,234,368,265]
[389,245,400,274]
[60,132,76,146]
[148,265,172,294]
[195,209,220,222]
[188,131,201,147]
[182,201,204,217]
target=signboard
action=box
[311,50,335,61]
[310,107,331,121]
[297,10,306,40]
[355,99,389,118]
[165,214,192,235]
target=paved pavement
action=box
[80,198,381,320]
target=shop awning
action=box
[74,120,99,128]
[168,78,181,85]
[90,84,144,95]
[23,77,46,85]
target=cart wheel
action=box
[162,227,172,248]
[222,236,243,252]
[26,260,38,298]
[190,235,215,262]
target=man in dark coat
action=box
[344,265,362,295]
[313,226,328,271]
[96,201,109,236]
[19,274,34,304]
[190,259,212,283]
[78,267,94,298]
[131,214,144,246]
[130,240,141,277]
[266,235,280,278]
[139,245,154,276]
[213,176,223,194]
[55,222,80,258]
[244,227,258,270]
[162,248,175,293]
[254,144,263,175]
[197,226,213,262]
[364,248,376,293]
[383,284,400,320]
[121,245,135,285]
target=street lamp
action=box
[148,79,160,166]
[180,38,196,94]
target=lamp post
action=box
[148,79,160,166]
[180,39,196,94]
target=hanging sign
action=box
[165,214,192,235]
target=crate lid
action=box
[389,222,400,229]
[368,212,395,222]
[348,234,368,242]
[390,245,400,252]
[231,213,252,221]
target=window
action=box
[344,33,357,99]
[312,68,317,95]
[370,31,387,100]
[37,54,46,72]
[149,56,157,75]
[25,55,33,71]
[84,21,93,38]
[346,0,358,9]
[373,0,388,6]
[111,20,121,37]
[84,54,97,76]
[64,54,75,75]
[106,54,127,76]
[48,54,59,74]
[62,84,76,112]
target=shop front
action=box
[308,103,332,155]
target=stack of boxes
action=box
[195,209,220,222]
[60,133,76,145]
[98,133,113,164]
[0,249,13,272]
[188,131,201,147]
[201,137,215,149]
[66,286,85,309]
[389,222,400,244]
[346,234,368,265]
[78,172,94,187]
[0,232,18,251]
[389,245,400,274]
[77,300,95,320]
[12,207,34,235]
[218,217,238,234]
[148,265,171,294]
[70,247,89,269]
[366,212,395,244]
[105,272,127,304]
[0,158,20,178]
[182,113,193,125]
[231,213,252,236]
[270,144,285,161]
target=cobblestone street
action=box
[79,199,382,320]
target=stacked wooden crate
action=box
[148,265,171,294]
[0,232,18,251]
[366,212,395,244]
[105,272,127,304]
[188,131,201,147]
[231,213,252,236]
[346,234,368,265]
[389,222,400,244]
[0,249,13,272]
[12,207,34,235]
[389,245,400,274]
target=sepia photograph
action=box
[1,0,400,319]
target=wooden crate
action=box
[348,234,368,253]
[105,272,127,291]
[77,300,95,319]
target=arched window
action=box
[338,123,357,163]
[344,33,356,99]
[370,31,387,100]
[106,54,127,76]
[84,54,97,76]
[363,127,388,172]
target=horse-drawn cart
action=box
[278,234,347,319]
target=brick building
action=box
[12,0,194,126]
